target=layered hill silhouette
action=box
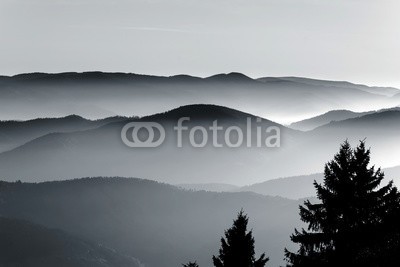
[290,107,400,131]
[0,115,127,153]
[177,183,240,192]
[0,177,301,267]
[289,110,374,131]
[1,72,399,267]
[264,77,400,97]
[0,105,399,185]
[236,164,400,199]
[281,109,400,177]
[0,104,299,184]
[0,217,142,267]
[0,72,398,123]
[392,92,400,99]
[238,173,323,199]
[177,175,322,198]
[179,163,400,199]
[305,110,400,165]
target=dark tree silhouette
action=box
[182,262,199,267]
[285,140,400,267]
[213,210,269,267]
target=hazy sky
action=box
[1,0,399,87]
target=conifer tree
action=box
[213,210,269,267]
[182,262,199,267]
[285,141,400,267]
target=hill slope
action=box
[0,217,142,267]
[177,183,240,192]
[289,110,373,131]
[270,77,400,97]
[239,173,324,199]
[0,104,300,185]
[0,177,302,267]
[0,105,399,185]
[0,72,395,124]
[0,115,127,153]
[238,166,400,200]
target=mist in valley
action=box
[0,74,399,267]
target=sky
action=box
[1,0,399,88]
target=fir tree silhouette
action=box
[182,262,199,267]
[285,140,400,267]
[213,210,269,267]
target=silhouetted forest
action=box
[180,141,400,267]
[1,141,399,267]
[0,177,299,267]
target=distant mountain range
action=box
[0,104,299,184]
[290,107,400,131]
[1,72,399,267]
[177,183,240,192]
[0,115,127,153]
[238,173,323,199]
[289,110,374,131]
[0,177,302,267]
[0,72,398,124]
[180,164,400,200]
[241,164,400,199]
[0,217,143,267]
[0,104,399,185]
[265,77,400,97]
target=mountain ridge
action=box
[264,76,400,96]
[289,110,374,131]
[0,104,399,184]
[0,177,301,267]
[0,115,128,153]
[0,71,395,123]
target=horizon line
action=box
[1,70,399,90]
